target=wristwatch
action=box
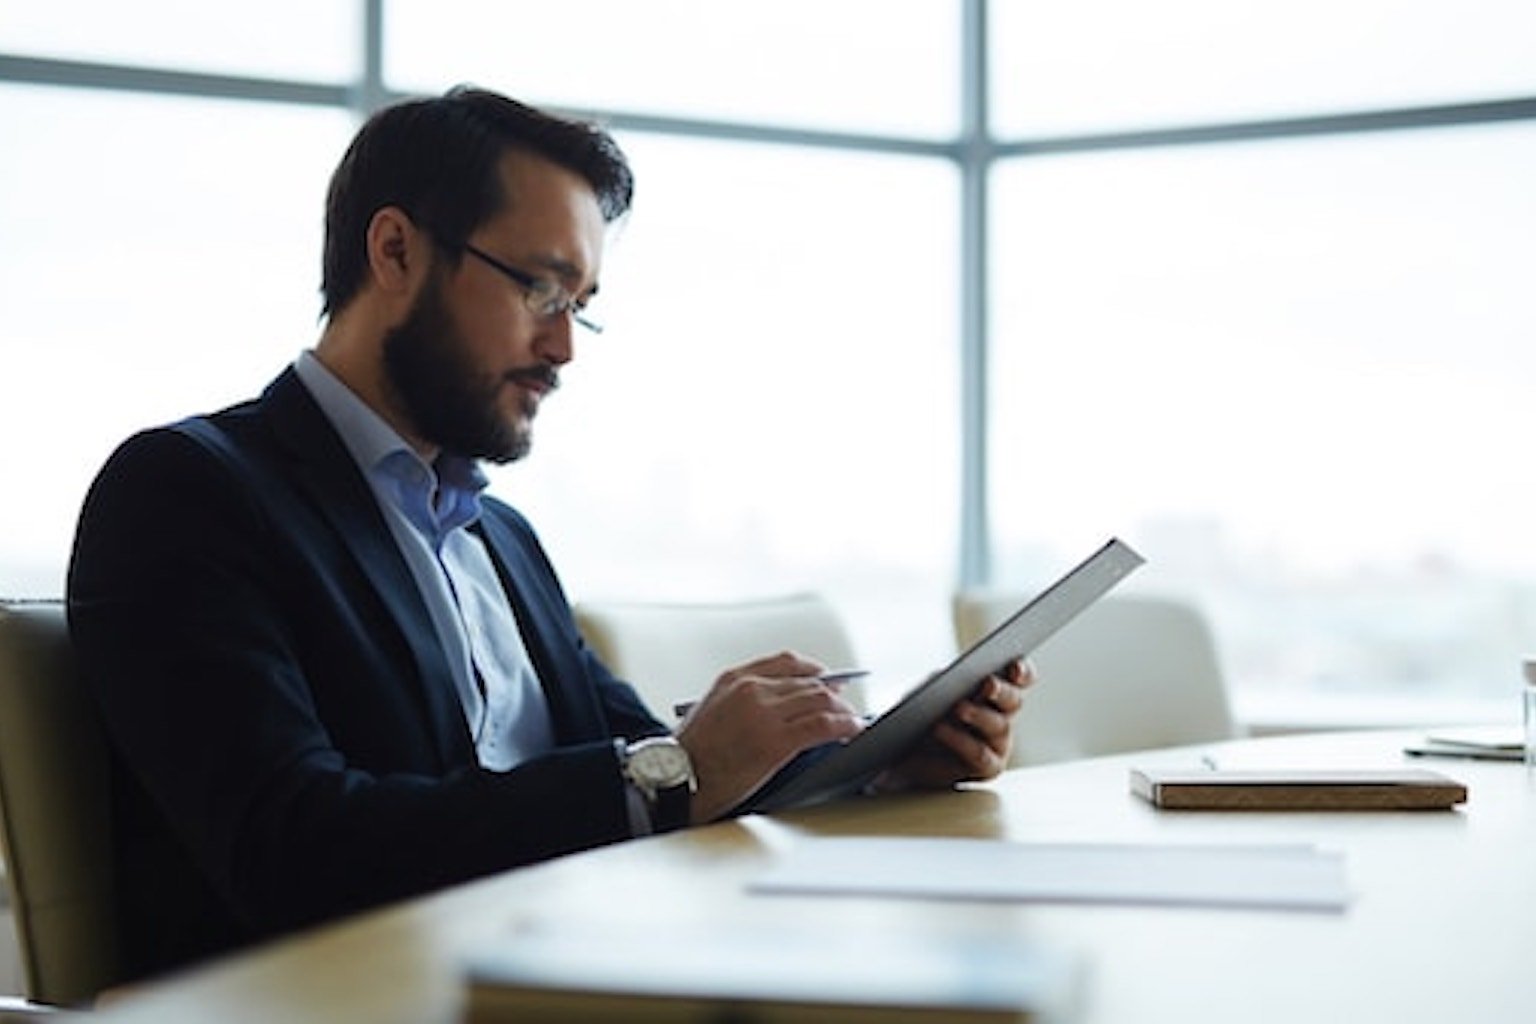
[620,736,695,833]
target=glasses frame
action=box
[460,241,604,334]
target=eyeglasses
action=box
[461,242,604,334]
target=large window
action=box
[991,0,1536,134]
[989,123,1536,720]
[508,136,961,685]
[1,0,360,80]
[0,83,352,594]
[385,0,960,139]
[4,1,1535,721]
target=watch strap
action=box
[648,776,691,833]
[617,737,693,834]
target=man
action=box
[67,86,1029,985]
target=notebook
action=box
[1130,767,1468,810]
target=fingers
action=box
[932,718,1010,779]
[685,653,1034,815]
[928,687,1014,780]
[925,660,1032,781]
[678,659,865,822]
[978,674,1026,716]
[993,657,1035,697]
[951,697,1011,758]
[884,716,1007,791]
[714,650,827,685]
[962,658,1033,726]
[1006,657,1037,690]
[702,651,853,726]
[955,689,1012,737]
[774,679,861,723]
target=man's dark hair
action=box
[320,85,634,317]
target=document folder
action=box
[744,537,1144,813]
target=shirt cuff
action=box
[615,738,654,836]
[624,781,654,836]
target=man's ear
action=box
[365,206,426,299]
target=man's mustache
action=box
[505,365,560,392]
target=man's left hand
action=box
[878,658,1035,791]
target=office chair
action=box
[0,601,120,1010]
[953,592,1238,766]
[573,592,866,721]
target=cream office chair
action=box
[0,601,119,1011]
[953,592,1238,766]
[573,592,865,721]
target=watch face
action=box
[631,741,692,788]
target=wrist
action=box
[619,736,695,833]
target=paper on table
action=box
[750,837,1350,912]
[1422,725,1523,749]
[463,920,1083,1023]
[1405,725,1525,762]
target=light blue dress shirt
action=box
[293,351,554,770]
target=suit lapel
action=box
[473,514,607,743]
[257,369,474,765]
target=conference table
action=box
[81,729,1533,1023]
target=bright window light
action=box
[993,0,1536,135]
[507,134,962,690]
[384,0,960,139]
[0,0,360,81]
[990,122,1536,712]
[0,85,354,594]
[4,2,1536,720]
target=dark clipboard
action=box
[742,537,1146,813]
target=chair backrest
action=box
[0,601,119,1007]
[573,593,864,721]
[953,592,1237,766]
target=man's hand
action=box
[878,658,1035,792]
[675,651,864,823]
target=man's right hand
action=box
[673,651,865,823]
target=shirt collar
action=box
[294,350,413,471]
[292,350,489,540]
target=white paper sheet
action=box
[750,838,1350,912]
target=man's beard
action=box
[381,272,554,464]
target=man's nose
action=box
[535,312,575,365]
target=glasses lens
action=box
[517,278,562,318]
[542,286,604,333]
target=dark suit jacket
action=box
[67,368,664,983]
